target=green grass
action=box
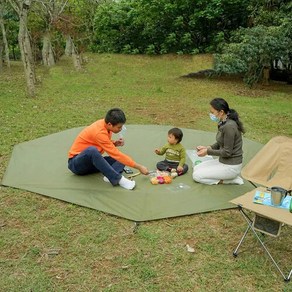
[0,53,292,291]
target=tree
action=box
[0,0,11,68]
[54,0,97,70]
[53,12,82,70]
[34,0,68,66]
[9,0,36,96]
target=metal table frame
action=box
[230,187,292,282]
[233,206,292,282]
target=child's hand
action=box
[177,166,183,173]
[155,149,160,154]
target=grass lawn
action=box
[0,53,292,291]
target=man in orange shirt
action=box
[68,108,149,190]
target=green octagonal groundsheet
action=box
[1,125,262,221]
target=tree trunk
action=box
[65,35,72,56]
[18,4,36,96]
[72,51,82,71]
[71,38,82,71]
[0,44,3,71]
[42,32,55,66]
[0,16,10,68]
[262,66,270,86]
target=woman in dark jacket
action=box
[193,98,245,185]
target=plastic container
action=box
[166,182,191,192]
[186,150,213,167]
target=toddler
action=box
[155,128,188,176]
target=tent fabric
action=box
[1,125,263,222]
[241,136,292,190]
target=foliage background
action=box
[1,0,291,87]
[92,0,251,55]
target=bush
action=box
[214,21,292,86]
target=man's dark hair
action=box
[168,128,183,143]
[105,108,126,125]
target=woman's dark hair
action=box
[105,108,126,125]
[210,98,245,133]
[168,127,183,143]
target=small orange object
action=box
[163,176,172,184]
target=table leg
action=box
[233,206,291,282]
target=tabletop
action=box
[230,187,292,226]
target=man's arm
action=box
[133,163,149,175]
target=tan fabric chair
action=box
[241,136,292,190]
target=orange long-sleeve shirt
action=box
[68,119,135,167]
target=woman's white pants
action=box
[192,159,243,185]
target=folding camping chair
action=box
[230,136,292,282]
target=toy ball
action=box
[171,172,178,178]
[164,176,172,184]
[150,177,159,185]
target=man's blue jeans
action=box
[68,146,124,185]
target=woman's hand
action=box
[196,145,207,151]
[197,148,208,157]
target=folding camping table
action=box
[230,187,292,282]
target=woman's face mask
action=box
[209,113,220,122]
